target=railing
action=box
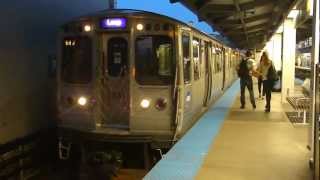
[0,130,54,180]
[286,96,310,124]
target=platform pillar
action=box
[281,18,296,102]
[310,0,320,178]
[268,33,282,72]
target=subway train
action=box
[56,9,241,157]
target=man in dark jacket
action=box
[237,50,256,109]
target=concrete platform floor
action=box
[196,87,313,180]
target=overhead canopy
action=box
[170,0,297,49]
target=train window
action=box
[146,24,152,31]
[154,24,160,31]
[107,37,128,77]
[193,37,200,80]
[215,54,219,73]
[204,42,210,75]
[135,35,174,85]
[182,34,191,84]
[216,52,222,73]
[192,38,199,58]
[229,52,232,68]
[212,46,217,73]
[225,52,228,68]
[231,56,234,67]
[62,36,92,84]
[216,52,220,72]
[163,24,170,31]
[225,51,228,69]
[220,53,223,72]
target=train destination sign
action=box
[100,17,127,29]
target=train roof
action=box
[71,9,235,49]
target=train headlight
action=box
[140,99,150,109]
[136,23,144,31]
[78,96,88,106]
[84,25,92,32]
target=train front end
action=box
[57,11,177,149]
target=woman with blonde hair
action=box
[257,51,278,112]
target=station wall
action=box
[0,0,109,144]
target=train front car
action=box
[57,10,177,153]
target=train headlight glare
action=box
[140,99,150,109]
[84,25,92,32]
[136,23,144,31]
[78,97,87,106]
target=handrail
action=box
[0,129,54,180]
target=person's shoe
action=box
[253,104,256,109]
[265,108,270,112]
[240,105,245,109]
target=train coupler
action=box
[155,148,163,159]
[58,138,72,160]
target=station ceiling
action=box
[171,0,297,49]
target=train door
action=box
[203,41,211,106]
[179,31,193,132]
[211,45,218,99]
[225,48,231,87]
[100,34,130,129]
[213,45,223,93]
[223,49,230,88]
[222,48,226,90]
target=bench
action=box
[286,96,310,124]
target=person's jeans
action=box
[263,80,274,110]
[240,78,256,107]
[258,77,264,96]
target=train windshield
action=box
[135,35,174,85]
[62,36,92,84]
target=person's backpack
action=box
[267,63,279,81]
[237,59,249,77]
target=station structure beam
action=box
[171,0,297,49]
[215,12,272,25]
[233,0,249,45]
[198,0,274,14]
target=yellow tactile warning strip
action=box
[196,89,312,180]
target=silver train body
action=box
[57,9,240,148]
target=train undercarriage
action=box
[57,128,172,179]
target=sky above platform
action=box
[117,0,215,34]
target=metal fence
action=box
[0,130,54,180]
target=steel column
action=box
[311,0,320,179]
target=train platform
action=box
[144,80,312,180]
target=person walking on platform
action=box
[257,51,278,112]
[237,50,256,109]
